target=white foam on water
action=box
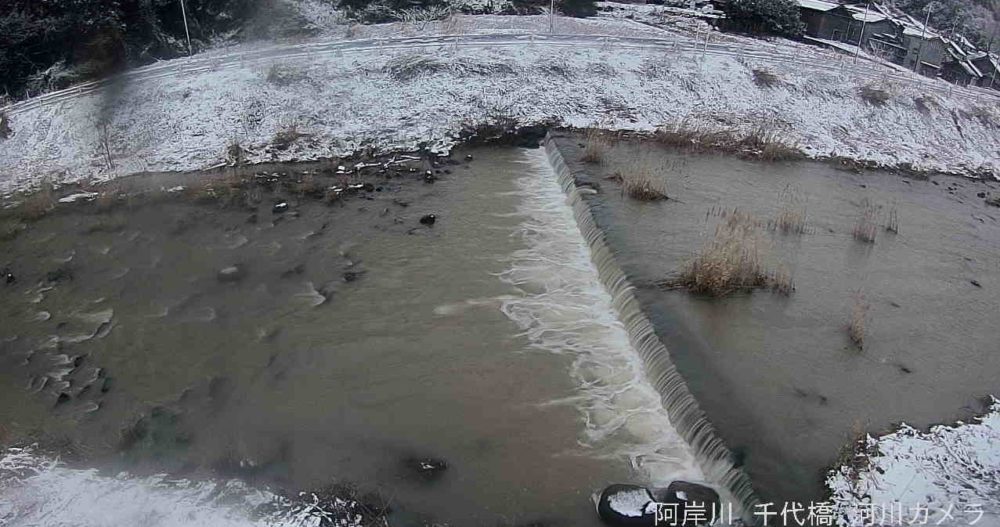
[497,148,708,488]
[0,446,360,527]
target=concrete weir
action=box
[541,134,762,520]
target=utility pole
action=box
[913,4,933,74]
[180,0,193,56]
[854,0,871,64]
[549,0,555,33]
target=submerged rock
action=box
[45,266,74,284]
[402,456,448,482]
[419,214,437,226]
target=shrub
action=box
[227,138,245,165]
[0,112,11,139]
[272,122,306,151]
[859,85,890,106]
[718,0,805,38]
[383,55,445,82]
[914,95,936,115]
[265,64,307,86]
[752,68,780,88]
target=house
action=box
[940,40,983,85]
[970,52,1000,89]
[796,0,839,38]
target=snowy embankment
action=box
[2,13,1000,194]
[828,399,1000,527]
[0,446,367,527]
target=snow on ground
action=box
[828,399,1000,527]
[0,446,364,527]
[2,12,1000,196]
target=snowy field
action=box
[828,400,1000,527]
[2,7,1000,195]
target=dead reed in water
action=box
[852,199,879,244]
[581,128,607,164]
[664,208,793,296]
[848,290,869,349]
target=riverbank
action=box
[2,15,1000,196]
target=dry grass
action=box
[968,106,998,129]
[858,85,890,107]
[852,199,879,244]
[848,290,869,349]
[0,219,26,241]
[768,185,807,235]
[226,138,245,166]
[294,173,326,198]
[752,68,780,88]
[14,181,56,221]
[665,209,793,297]
[914,95,936,115]
[272,122,306,151]
[653,122,800,161]
[0,111,11,139]
[581,128,608,164]
[613,157,668,201]
[265,63,307,86]
[884,205,899,233]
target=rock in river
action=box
[597,482,720,526]
[402,456,448,482]
[217,265,245,283]
[597,484,656,526]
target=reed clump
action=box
[612,157,668,201]
[852,199,879,243]
[581,128,607,164]
[664,209,793,296]
[768,184,807,235]
[848,290,869,349]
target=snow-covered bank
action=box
[0,446,371,527]
[2,19,1000,195]
[828,399,1000,527]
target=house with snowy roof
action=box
[794,0,988,84]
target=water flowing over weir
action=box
[535,136,762,519]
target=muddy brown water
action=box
[0,146,718,526]
[553,133,1000,503]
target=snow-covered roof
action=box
[796,0,838,12]
[958,58,984,77]
[851,11,887,22]
[903,26,940,39]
